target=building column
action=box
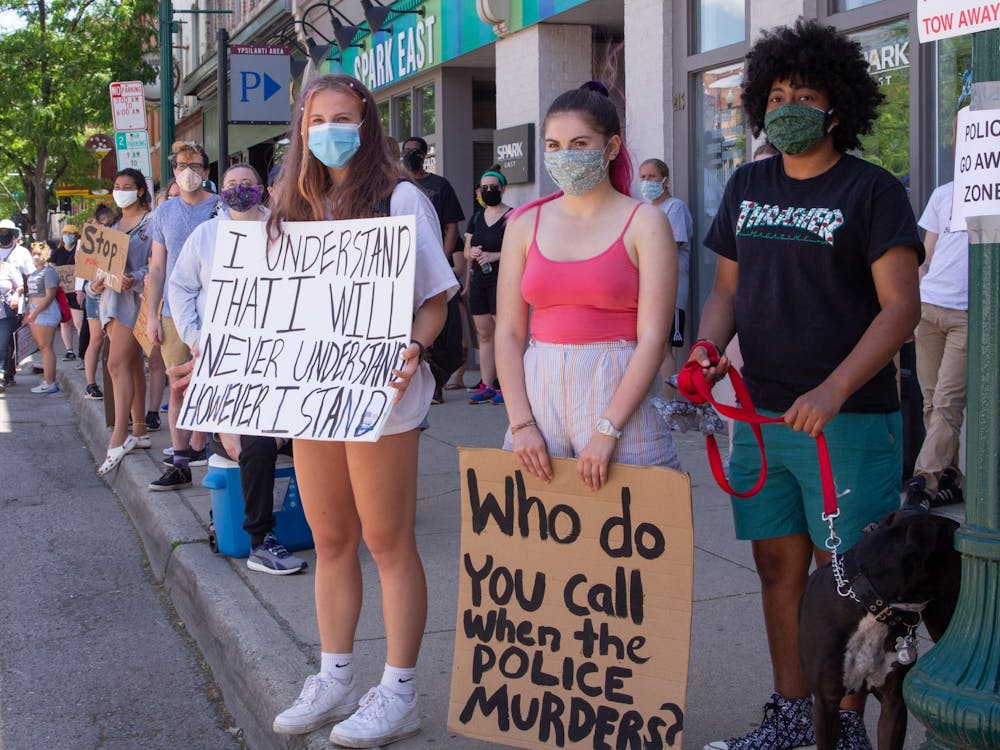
[624,0,673,187]
[495,23,593,205]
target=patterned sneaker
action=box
[901,476,932,513]
[273,673,360,735]
[490,389,504,405]
[148,464,192,492]
[329,686,420,748]
[145,411,161,431]
[469,386,496,404]
[84,383,103,400]
[704,693,815,750]
[247,533,308,575]
[836,710,872,750]
[30,380,60,394]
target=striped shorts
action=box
[504,339,680,469]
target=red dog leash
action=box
[677,341,839,521]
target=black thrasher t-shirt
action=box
[704,153,923,414]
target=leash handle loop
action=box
[677,349,839,516]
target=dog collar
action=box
[837,552,924,629]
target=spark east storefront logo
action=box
[735,201,845,246]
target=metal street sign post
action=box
[115,130,152,178]
[229,45,291,125]
[109,81,147,132]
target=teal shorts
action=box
[729,410,901,551]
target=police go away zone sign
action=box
[919,0,1000,42]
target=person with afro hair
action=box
[691,18,924,750]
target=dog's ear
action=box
[903,515,959,569]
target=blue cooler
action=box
[202,453,314,558]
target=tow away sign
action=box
[919,1,1000,42]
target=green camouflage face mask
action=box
[763,104,832,156]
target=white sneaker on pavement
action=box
[272,673,359,735]
[329,686,420,748]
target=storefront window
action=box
[393,93,412,139]
[692,0,745,53]
[378,100,390,135]
[835,0,882,10]
[934,35,973,184]
[416,83,435,136]
[692,63,746,312]
[850,20,910,182]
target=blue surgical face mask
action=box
[308,122,362,168]
[639,179,665,202]
[63,234,77,246]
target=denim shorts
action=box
[85,292,100,319]
[729,409,902,551]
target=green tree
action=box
[0,0,155,239]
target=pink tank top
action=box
[521,202,641,344]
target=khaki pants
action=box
[914,302,968,493]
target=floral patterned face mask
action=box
[220,184,264,212]
[543,146,609,196]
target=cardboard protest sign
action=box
[14,324,38,361]
[177,218,416,442]
[54,265,76,293]
[74,222,128,292]
[449,448,694,750]
[133,294,161,357]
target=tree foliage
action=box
[0,0,156,237]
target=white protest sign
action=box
[919,0,1000,42]
[177,218,416,441]
[951,106,1000,231]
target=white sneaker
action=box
[30,380,59,394]
[273,673,359,735]
[329,686,420,748]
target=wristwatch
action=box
[595,417,623,439]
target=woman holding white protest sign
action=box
[95,167,152,476]
[495,81,680,492]
[267,74,456,748]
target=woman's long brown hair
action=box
[267,74,401,241]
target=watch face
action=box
[597,418,619,437]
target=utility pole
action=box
[158,0,175,184]
[903,27,1000,750]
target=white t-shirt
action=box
[0,243,34,277]
[918,182,968,311]
[656,196,693,312]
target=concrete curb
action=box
[59,367,328,749]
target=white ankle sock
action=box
[320,652,354,682]
[380,664,416,700]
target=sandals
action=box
[133,434,152,450]
[97,435,138,476]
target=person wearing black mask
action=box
[464,166,512,405]
[400,137,464,261]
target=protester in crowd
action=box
[400,135,466,403]
[94,204,116,227]
[495,81,680,492]
[94,168,153,476]
[0,246,25,393]
[268,73,455,748]
[901,178,968,511]
[79,273,104,399]
[24,242,60,393]
[170,162,307,575]
[692,20,922,750]
[464,165,512,405]
[145,141,218,491]
[155,179,180,207]
[638,158,693,391]
[0,219,33,386]
[50,225,84,361]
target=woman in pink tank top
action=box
[496,81,681,490]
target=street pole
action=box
[217,27,229,177]
[159,0,175,185]
[903,28,1000,750]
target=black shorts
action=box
[468,281,497,316]
[669,308,686,348]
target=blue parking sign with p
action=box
[230,46,291,124]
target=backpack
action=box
[55,286,71,323]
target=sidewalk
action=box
[36,354,937,750]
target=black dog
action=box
[799,511,961,750]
